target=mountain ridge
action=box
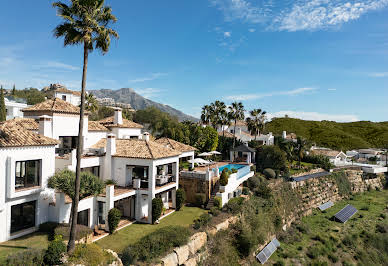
[89,88,198,122]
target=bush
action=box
[54,224,92,241]
[104,179,117,185]
[247,175,261,191]
[263,168,276,179]
[39,222,59,240]
[176,188,186,211]
[210,207,221,216]
[214,196,222,209]
[256,145,287,172]
[225,197,244,214]
[193,213,212,229]
[5,248,45,266]
[121,226,190,264]
[152,198,163,224]
[44,235,66,265]
[68,243,115,266]
[219,169,229,186]
[231,168,238,173]
[195,193,206,207]
[108,208,122,233]
[255,182,272,199]
[332,171,352,196]
[242,187,249,195]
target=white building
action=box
[4,97,28,120]
[0,121,58,242]
[53,87,81,106]
[310,147,349,166]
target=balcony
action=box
[156,175,176,187]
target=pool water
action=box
[219,164,246,172]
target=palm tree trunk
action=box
[232,119,237,149]
[67,44,88,253]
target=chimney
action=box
[38,115,52,138]
[143,132,150,141]
[113,107,123,125]
[238,128,242,135]
[106,134,116,156]
[282,131,287,139]
[244,141,249,147]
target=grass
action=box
[96,206,206,254]
[271,189,388,265]
[0,232,49,263]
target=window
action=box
[81,166,100,177]
[15,160,41,190]
[98,201,105,224]
[62,95,66,101]
[11,201,36,233]
[77,209,89,227]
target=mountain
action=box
[266,117,388,151]
[89,88,198,122]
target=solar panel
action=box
[334,204,358,223]
[256,238,280,264]
[318,201,334,211]
[293,171,331,182]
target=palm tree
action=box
[228,101,245,149]
[220,109,231,137]
[296,137,308,169]
[210,100,227,129]
[0,86,6,122]
[85,93,98,113]
[246,108,266,140]
[53,0,118,252]
[201,105,212,126]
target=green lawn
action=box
[96,206,206,254]
[0,232,49,263]
[270,189,388,265]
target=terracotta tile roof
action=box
[91,138,181,159]
[155,137,196,152]
[218,131,235,138]
[54,87,81,96]
[0,123,59,147]
[311,149,341,158]
[98,116,143,129]
[231,120,247,127]
[5,118,39,131]
[88,121,108,132]
[23,98,83,115]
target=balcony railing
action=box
[156,175,175,187]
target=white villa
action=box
[53,86,81,106]
[310,147,349,166]
[4,97,28,120]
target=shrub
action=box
[5,248,45,266]
[332,171,351,196]
[273,214,282,230]
[210,207,221,216]
[68,244,115,266]
[242,187,249,195]
[247,175,261,191]
[121,226,190,264]
[54,224,92,241]
[152,198,163,224]
[193,213,212,229]
[219,169,229,186]
[39,221,59,240]
[108,208,122,233]
[214,196,222,209]
[104,179,117,185]
[176,188,186,211]
[225,197,244,214]
[195,193,207,207]
[44,235,66,265]
[231,168,238,173]
[255,182,272,199]
[263,168,276,179]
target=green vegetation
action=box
[266,117,388,150]
[54,224,93,242]
[10,87,46,105]
[332,171,352,196]
[271,190,388,265]
[96,206,206,254]
[0,86,6,122]
[195,193,207,207]
[121,226,190,265]
[176,188,186,211]
[4,248,45,266]
[43,235,66,265]
[214,196,222,209]
[68,244,115,266]
[152,198,163,224]
[193,213,212,230]
[256,145,287,173]
[108,208,122,234]
[219,168,230,186]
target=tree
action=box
[176,188,186,211]
[152,198,163,224]
[246,109,266,140]
[0,86,5,122]
[201,104,213,126]
[228,102,245,149]
[108,208,122,234]
[256,146,287,172]
[53,0,118,252]
[296,137,309,169]
[12,85,16,96]
[209,100,226,129]
[85,93,98,113]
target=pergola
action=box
[230,144,256,164]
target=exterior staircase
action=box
[206,183,220,210]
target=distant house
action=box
[4,97,28,120]
[310,147,348,166]
[48,84,81,106]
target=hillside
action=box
[266,117,388,150]
[89,88,198,122]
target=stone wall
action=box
[179,174,219,204]
[346,170,385,193]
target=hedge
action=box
[5,249,45,266]
[43,235,66,265]
[108,208,122,234]
[214,196,222,209]
[195,193,207,207]
[176,188,186,211]
[121,226,190,264]
[54,224,93,241]
[152,198,163,224]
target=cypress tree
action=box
[0,86,6,121]
[12,84,16,95]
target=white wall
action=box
[54,92,81,106]
[111,127,142,139]
[0,145,56,242]
[5,99,27,120]
[85,131,107,149]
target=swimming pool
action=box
[219,164,246,172]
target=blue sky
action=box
[1,0,388,122]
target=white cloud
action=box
[268,110,359,122]
[248,28,256,32]
[33,61,80,71]
[135,88,164,99]
[224,31,232,37]
[128,73,167,83]
[368,72,388,77]
[272,0,388,32]
[225,87,316,101]
[210,0,388,32]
